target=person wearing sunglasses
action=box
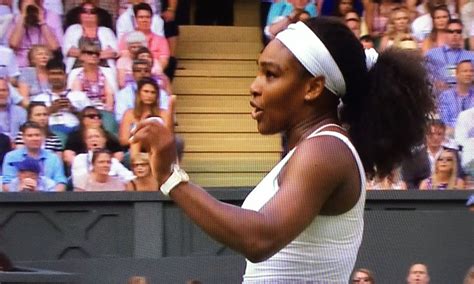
[63,1,118,74]
[63,106,124,169]
[425,19,474,95]
[63,0,113,32]
[419,148,465,189]
[67,40,118,113]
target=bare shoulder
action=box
[278,132,361,215]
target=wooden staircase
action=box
[173,26,281,188]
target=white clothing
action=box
[411,14,432,42]
[0,12,12,44]
[66,67,119,110]
[0,45,20,77]
[461,1,474,38]
[72,152,135,185]
[12,0,63,15]
[63,24,118,73]
[31,90,92,127]
[116,6,164,41]
[241,126,366,283]
[455,107,474,167]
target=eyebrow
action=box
[258,61,284,72]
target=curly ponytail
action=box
[304,17,435,178]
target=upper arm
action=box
[119,110,133,146]
[255,136,357,253]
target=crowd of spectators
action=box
[262,0,474,189]
[0,0,179,192]
[0,0,472,191]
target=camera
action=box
[25,5,39,27]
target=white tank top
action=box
[241,125,366,283]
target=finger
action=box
[130,117,165,136]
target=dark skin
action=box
[131,39,361,263]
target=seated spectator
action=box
[0,132,11,173]
[438,60,474,136]
[118,3,170,73]
[419,147,465,189]
[368,167,407,190]
[460,0,474,50]
[464,265,474,284]
[264,0,316,40]
[318,0,363,17]
[14,102,62,157]
[116,0,164,40]
[63,1,118,73]
[63,106,123,168]
[6,0,62,67]
[1,121,67,191]
[345,10,368,39]
[0,77,27,141]
[67,41,117,112]
[7,156,56,192]
[71,126,134,185]
[73,149,126,192]
[421,5,450,55]
[0,45,20,85]
[411,0,447,42]
[365,0,400,41]
[351,268,375,283]
[119,77,174,158]
[135,47,170,89]
[115,59,169,123]
[64,0,114,32]
[17,44,51,105]
[406,263,430,284]
[0,1,13,44]
[116,31,147,88]
[31,58,91,139]
[379,6,415,51]
[265,7,310,40]
[425,19,474,94]
[126,152,158,191]
[331,0,355,19]
[455,107,474,187]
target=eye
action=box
[265,70,276,80]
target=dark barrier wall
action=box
[0,190,473,283]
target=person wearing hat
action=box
[7,156,56,192]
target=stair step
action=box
[181,152,280,173]
[173,77,251,95]
[175,95,250,113]
[179,25,262,42]
[189,172,266,188]
[175,113,256,132]
[179,133,281,152]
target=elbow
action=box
[242,237,279,263]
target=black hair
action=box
[46,57,66,71]
[132,59,152,69]
[136,46,152,57]
[25,102,55,136]
[133,2,153,17]
[427,119,446,130]
[359,34,374,42]
[447,18,464,27]
[303,17,435,178]
[20,120,43,134]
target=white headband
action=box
[276,21,346,97]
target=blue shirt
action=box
[1,148,67,185]
[425,46,474,85]
[0,103,26,140]
[438,87,474,127]
[8,176,57,192]
[266,0,317,27]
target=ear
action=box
[304,76,325,102]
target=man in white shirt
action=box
[116,0,164,40]
[32,58,91,135]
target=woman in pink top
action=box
[73,149,126,192]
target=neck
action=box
[428,145,440,155]
[93,172,108,183]
[52,85,67,93]
[83,64,97,73]
[140,29,151,35]
[436,171,451,182]
[286,112,339,150]
[27,149,40,158]
[456,84,470,95]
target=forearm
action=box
[170,183,281,262]
[9,23,25,49]
[40,25,59,50]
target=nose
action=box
[250,77,261,98]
